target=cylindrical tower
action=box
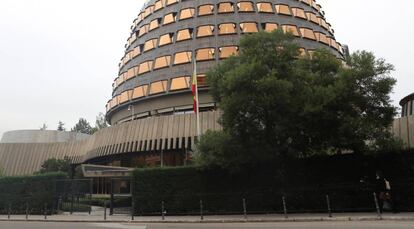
[106,0,344,125]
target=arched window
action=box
[218,2,234,13]
[240,22,258,33]
[219,23,237,35]
[198,4,214,16]
[197,25,215,37]
[174,51,192,65]
[196,48,215,61]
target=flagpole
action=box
[194,57,202,138]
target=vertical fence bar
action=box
[326,195,332,218]
[282,196,288,219]
[200,200,204,221]
[44,203,47,220]
[110,179,114,216]
[89,178,93,215]
[243,198,247,220]
[131,197,135,221]
[131,178,134,221]
[25,202,29,220]
[104,201,107,221]
[161,201,165,220]
[7,203,11,220]
[373,192,382,219]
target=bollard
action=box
[161,201,165,220]
[243,198,247,220]
[326,195,332,218]
[373,192,382,219]
[25,202,29,220]
[104,201,107,221]
[200,200,204,221]
[131,198,135,221]
[282,196,288,219]
[7,203,11,220]
[44,203,47,220]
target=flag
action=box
[192,62,198,114]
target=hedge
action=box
[132,152,414,215]
[0,172,67,214]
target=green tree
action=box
[91,112,108,134]
[71,118,93,135]
[196,30,399,171]
[39,123,47,130]
[57,121,66,131]
[38,158,71,174]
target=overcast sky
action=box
[0,0,413,138]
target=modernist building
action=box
[0,0,348,177]
[393,93,414,148]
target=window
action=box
[219,23,237,35]
[110,98,118,109]
[149,18,160,31]
[179,8,195,20]
[174,51,192,65]
[275,4,291,15]
[306,12,319,24]
[219,46,239,58]
[262,23,278,32]
[218,2,234,13]
[128,33,137,46]
[138,61,153,74]
[291,8,306,19]
[142,5,154,19]
[282,25,299,37]
[154,0,164,12]
[197,25,215,37]
[176,28,193,41]
[300,28,316,40]
[300,0,312,6]
[159,33,174,46]
[143,38,158,52]
[150,80,168,95]
[198,4,214,16]
[154,55,171,69]
[132,46,141,58]
[240,22,258,33]
[170,76,191,91]
[237,2,254,12]
[132,85,148,99]
[257,2,273,13]
[166,0,178,6]
[119,91,130,104]
[163,12,177,25]
[318,17,329,30]
[138,24,149,37]
[314,32,329,45]
[196,48,215,61]
[126,67,138,80]
[197,74,207,87]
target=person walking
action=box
[374,171,387,213]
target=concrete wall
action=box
[392,115,414,148]
[0,130,90,144]
[0,111,221,176]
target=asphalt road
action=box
[1,221,414,229]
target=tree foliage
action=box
[196,30,399,171]
[91,112,108,134]
[57,121,66,131]
[38,158,71,174]
[71,118,93,135]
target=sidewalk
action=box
[1,212,414,223]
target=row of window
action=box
[120,22,342,68]
[402,99,414,117]
[107,74,207,112]
[127,2,332,47]
[116,46,239,88]
[133,0,322,31]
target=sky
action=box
[0,0,413,138]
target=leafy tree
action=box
[71,118,93,135]
[57,121,66,131]
[39,123,47,130]
[91,112,108,134]
[38,158,71,174]
[196,30,399,171]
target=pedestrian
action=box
[374,171,387,213]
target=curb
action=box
[1,216,414,223]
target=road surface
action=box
[0,221,413,229]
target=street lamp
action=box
[128,105,135,121]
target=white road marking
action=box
[90,223,147,229]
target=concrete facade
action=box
[0,130,90,144]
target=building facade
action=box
[0,0,349,177]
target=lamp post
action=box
[128,105,135,121]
